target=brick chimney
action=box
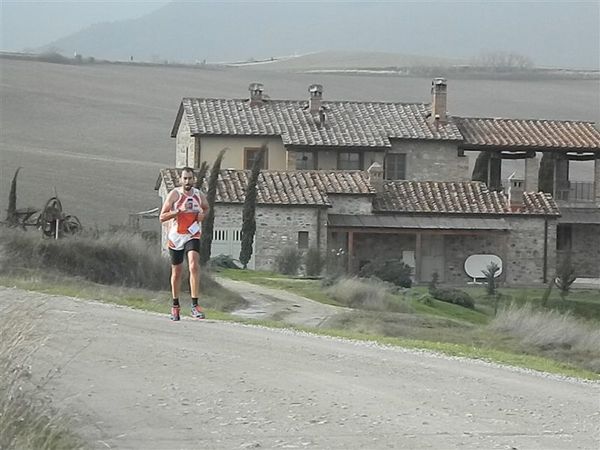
[507,173,525,211]
[430,77,447,123]
[249,82,264,106]
[367,162,384,192]
[309,84,323,113]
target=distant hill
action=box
[41,1,599,69]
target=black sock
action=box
[192,297,198,307]
[172,298,180,307]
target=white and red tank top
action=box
[167,187,203,250]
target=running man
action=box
[159,167,209,321]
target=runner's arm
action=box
[159,190,180,223]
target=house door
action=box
[211,228,255,269]
[420,235,444,282]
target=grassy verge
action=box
[0,304,84,449]
[217,269,600,379]
[0,269,246,316]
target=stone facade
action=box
[504,217,556,285]
[389,140,469,181]
[210,204,327,271]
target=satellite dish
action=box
[464,254,503,281]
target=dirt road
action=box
[1,286,598,449]
[216,276,345,327]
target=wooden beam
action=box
[415,232,422,283]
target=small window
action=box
[296,151,316,170]
[298,231,309,249]
[384,153,406,180]
[244,147,268,170]
[337,152,361,170]
[556,225,572,251]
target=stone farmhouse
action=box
[157,79,600,285]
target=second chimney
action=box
[309,84,323,113]
[508,176,525,212]
[249,82,264,106]
[430,77,447,123]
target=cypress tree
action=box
[6,167,20,226]
[239,147,265,269]
[538,153,554,194]
[200,150,225,266]
[471,151,489,184]
[194,161,209,190]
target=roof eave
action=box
[170,102,185,138]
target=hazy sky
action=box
[1,1,169,50]
[1,1,599,69]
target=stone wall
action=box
[444,232,508,284]
[390,140,469,181]
[504,217,556,285]
[175,118,193,167]
[211,204,327,271]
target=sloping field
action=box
[1,58,598,228]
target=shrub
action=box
[483,261,500,296]
[554,254,577,301]
[209,254,241,270]
[304,247,324,277]
[275,245,302,275]
[359,258,412,288]
[430,287,475,309]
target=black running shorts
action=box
[169,239,200,266]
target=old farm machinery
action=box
[4,168,82,238]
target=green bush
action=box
[275,245,302,275]
[358,258,412,288]
[430,287,475,309]
[304,247,324,277]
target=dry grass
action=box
[325,277,412,313]
[0,304,83,449]
[0,228,170,290]
[490,303,600,372]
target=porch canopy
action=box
[328,214,509,231]
[557,208,600,224]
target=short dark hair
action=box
[181,167,195,175]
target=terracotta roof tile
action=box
[157,168,373,207]
[373,181,559,215]
[175,98,463,147]
[456,117,600,150]
[157,169,558,216]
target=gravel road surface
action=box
[1,286,598,450]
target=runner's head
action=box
[180,167,195,192]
